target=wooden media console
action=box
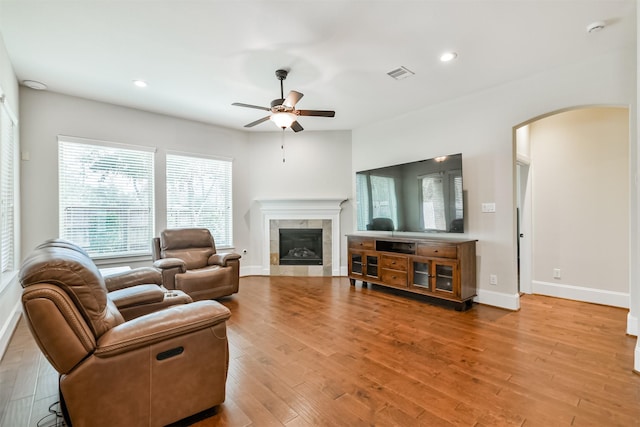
[347,235,477,310]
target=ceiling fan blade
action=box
[297,110,335,117]
[232,102,270,111]
[290,121,304,132]
[283,91,304,108]
[244,116,271,128]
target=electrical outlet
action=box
[553,268,561,279]
[489,274,498,285]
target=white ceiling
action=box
[0,1,636,132]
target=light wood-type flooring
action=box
[1,276,639,426]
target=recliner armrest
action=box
[104,267,162,292]
[153,258,186,291]
[208,252,241,267]
[153,257,186,272]
[95,301,230,358]
[108,284,165,309]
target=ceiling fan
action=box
[232,69,335,132]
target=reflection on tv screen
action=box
[355,153,464,233]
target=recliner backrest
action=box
[36,238,92,258]
[19,243,124,339]
[160,228,217,269]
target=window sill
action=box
[0,270,18,296]
[93,254,153,267]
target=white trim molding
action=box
[628,312,638,337]
[532,280,629,308]
[0,300,21,360]
[474,288,521,310]
[258,198,347,277]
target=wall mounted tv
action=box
[355,153,464,233]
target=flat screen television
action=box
[355,153,464,233]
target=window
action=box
[166,153,233,247]
[0,95,17,274]
[58,137,155,257]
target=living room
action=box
[0,1,639,425]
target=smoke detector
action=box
[586,21,606,34]
[22,80,47,90]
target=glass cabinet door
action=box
[434,263,455,293]
[351,253,363,275]
[366,255,379,278]
[412,260,431,289]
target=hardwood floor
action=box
[1,276,639,426]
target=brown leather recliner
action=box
[20,240,231,427]
[152,228,241,301]
[35,238,192,320]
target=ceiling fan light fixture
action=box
[271,112,296,129]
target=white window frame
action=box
[0,92,19,292]
[165,151,233,248]
[58,135,156,259]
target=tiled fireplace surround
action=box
[259,199,345,276]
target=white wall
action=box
[530,107,629,306]
[352,47,636,310]
[245,130,353,274]
[18,89,354,276]
[0,31,20,360]
[19,89,252,268]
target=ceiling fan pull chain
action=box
[281,128,286,163]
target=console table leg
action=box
[349,278,356,286]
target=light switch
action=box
[482,202,496,213]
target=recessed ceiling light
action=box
[22,80,47,90]
[133,80,148,88]
[440,52,458,62]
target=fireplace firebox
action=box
[279,228,323,265]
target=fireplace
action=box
[258,198,346,276]
[279,228,323,265]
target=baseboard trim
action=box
[240,265,263,277]
[240,265,347,277]
[532,280,629,308]
[0,301,21,361]
[628,313,638,337]
[635,343,640,373]
[474,289,520,310]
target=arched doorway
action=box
[515,106,630,306]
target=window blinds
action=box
[58,138,155,257]
[0,99,16,272]
[166,153,233,247]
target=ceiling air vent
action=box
[387,66,415,80]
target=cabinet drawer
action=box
[381,254,408,271]
[417,244,457,258]
[381,269,407,287]
[349,237,375,250]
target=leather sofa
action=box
[152,228,241,301]
[20,240,231,427]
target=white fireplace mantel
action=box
[258,198,347,276]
